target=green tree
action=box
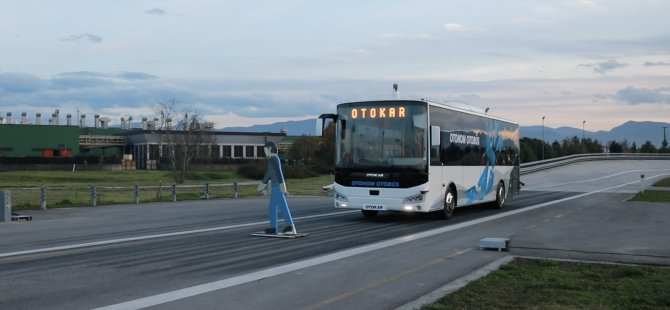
[288,135,319,164]
[583,138,603,153]
[520,137,539,163]
[609,141,623,153]
[551,140,563,157]
[661,137,669,153]
[639,141,658,153]
[154,99,213,184]
[314,123,336,170]
[562,136,585,155]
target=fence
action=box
[7,153,669,210]
[9,182,259,210]
[520,153,670,175]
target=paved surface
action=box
[0,160,668,309]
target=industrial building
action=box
[0,110,286,170]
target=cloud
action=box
[2,71,668,130]
[56,71,107,79]
[444,23,465,32]
[61,33,103,43]
[644,61,670,66]
[54,71,157,83]
[0,73,46,93]
[117,72,158,81]
[0,71,338,124]
[382,33,433,40]
[580,0,601,9]
[616,86,670,104]
[144,8,167,15]
[579,60,627,74]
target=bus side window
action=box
[429,129,442,165]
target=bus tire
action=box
[494,182,506,209]
[361,210,379,218]
[439,188,456,220]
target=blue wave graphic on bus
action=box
[464,121,503,204]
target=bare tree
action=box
[154,99,214,183]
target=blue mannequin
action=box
[257,142,296,235]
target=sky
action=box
[1,0,669,131]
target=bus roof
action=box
[339,99,519,125]
[425,100,518,125]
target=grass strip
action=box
[424,258,670,309]
[1,170,333,209]
[631,190,670,203]
[654,177,670,187]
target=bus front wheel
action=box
[494,182,506,209]
[362,210,379,218]
[439,188,456,220]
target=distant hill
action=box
[523,121,669,147]
[221,119,315,136]
[222,119,670,147]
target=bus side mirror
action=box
[316,114,337,137]
[431,126,441,147]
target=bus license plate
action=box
[364,204,385,210]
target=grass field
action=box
[654,176,670,187]
[424,258,670,309]
[630,177,670,202]
[1,170,333,209]
[631,190,670,202]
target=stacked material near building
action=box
[122,154,136,171]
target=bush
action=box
[237,160,267,179]
[237,160,320,179]
[283,164,320,179]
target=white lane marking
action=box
[95,174,662,310]
[524,169,670,190]
[0,211,358,259]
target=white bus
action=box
[318,98,520,219]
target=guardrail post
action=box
[204,183,210,200]
[640,174,646,194]
[233,182,238,199]
[91,185,97,207]
[172,184,177,202]
[157,181,162,198]
[40,186,47,210]
[1,190,10,223]
[134,184,140,204]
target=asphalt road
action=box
[1,160,669,310]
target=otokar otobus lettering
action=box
[464,121,504,204]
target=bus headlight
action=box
[402,193,424,204]
[335,192,348,202]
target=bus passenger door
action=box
[429,126,444,210]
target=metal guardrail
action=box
[520,153,670,175]
[9,181,259,210]
[6,154,668,209]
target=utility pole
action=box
[542,116,545,160]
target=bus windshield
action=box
[336,101,428,171]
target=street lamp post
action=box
[582,120,586,142]
[542,116,545,160]
[663,126,668,149]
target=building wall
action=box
[0,124,81,157]
[0,124,287,170]
[127,131,286,169]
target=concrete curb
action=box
[395,255,514,310]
